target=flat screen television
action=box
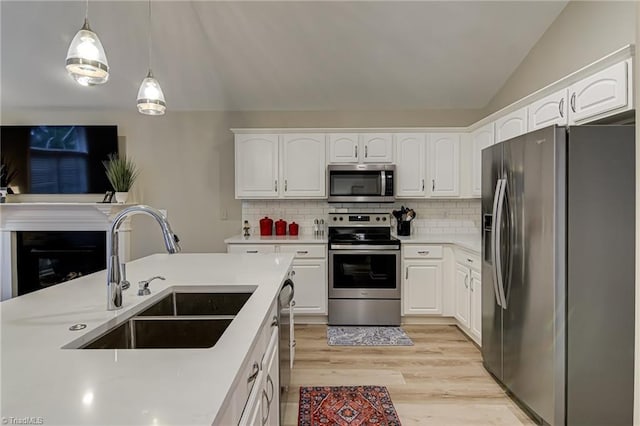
[0,125,118,194]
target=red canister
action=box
[259,217,273,236]
[275,219,287,236]
[289,222,299,236]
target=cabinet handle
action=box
[417,250,430,255]
[271,315,278,327]
[247,362,260,384]
[467,258,473,263]
[292,339,297,348]
[290,269,296,277]
[470,277,474,292]
[405,267,408,280]
[285,180,288,192]
[464,275,469,289]
[570,93,576,112]
[355,146,358,158]
[432,179,435,191]
[365,145,368,158]
[261,389,270,425]
[421,179,425,191]
[274,180,278,192]
[296,250,308,254]
[559,98,565,118]
[247,250,259,254]
[266,374,275,403]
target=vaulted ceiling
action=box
[1,1,567,111]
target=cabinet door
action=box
[328,133,359,163]
[403,261,442,315]
[454,263,470,328]
[264,328,280,426]
[428,133,460,197]
[281,134,326,198]
[291,259,327,315]
[235,135,280,198]
[394,133,426,198]
[470,123,494,197]
[495,106,528,143]
[528,88,569,131]
[569,61,629,123]
[470,270,482,344]
[361,133,393,163]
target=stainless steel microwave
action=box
[327,164,395,203]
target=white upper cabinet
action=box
[328,133,359,163]
[428,133,460,197]
[281,134,326,198]
[235,134,279,198]
[495,106,528,143]
[328,133,393,164]
[235,134,326,199]
[569,61,629,124]
[361,133,393,163]
[470,123,494,197]
[394,133,426,198]
[528,88,569,131]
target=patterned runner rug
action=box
[327,326,414,346]
[298,385,402,426]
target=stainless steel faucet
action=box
[107,205,180,310]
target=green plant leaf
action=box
[103,153,140,192]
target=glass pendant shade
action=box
[137,70,166,115]
[65,18,109,86]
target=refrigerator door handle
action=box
[495,178,508,309]
[490,179,503,307]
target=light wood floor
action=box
[283,324,536,426]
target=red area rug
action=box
[298,385,401,426]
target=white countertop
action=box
[224,234,328,244]
[0,253,294,425]
[395,233,481,253]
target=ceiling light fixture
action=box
[65,0,109,86]
[137,0,166,116]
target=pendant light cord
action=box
[147,0,152,72]
[85,0,89,20]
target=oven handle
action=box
[329,245,400,251]
[329,249,400,255]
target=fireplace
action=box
[16,231,106,296]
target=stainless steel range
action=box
[328,213,401,326]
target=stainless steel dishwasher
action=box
[277,277,294,424]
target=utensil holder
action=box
[397,221,411,236]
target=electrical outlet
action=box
[220,208,228,220]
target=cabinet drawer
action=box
[227,244,276,255]
[403,245,443,259]
[455,249,480,271]
[278,245,326,259]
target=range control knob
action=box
[376,217,380,221]
[333,217,337,221]
[339,217,343,221]
[382,217,387,222]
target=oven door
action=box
[329,249,400,299]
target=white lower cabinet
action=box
[240,326,279,426]
[454,262,471,328]
[454,249,482,345]
[402,245,443,315]
[227,243,328,316]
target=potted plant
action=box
[0,156,18,202]
[103,154,139,203]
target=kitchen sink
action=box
[72,289,254,349]
[81,317,233,349]
[137,291,252,317]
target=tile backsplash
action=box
[242,199,481,236]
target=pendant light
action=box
[65,0,109,86]
[137,0,166,115]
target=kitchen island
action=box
[0,252,294,425]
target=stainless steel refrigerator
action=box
[481,125,635,426]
